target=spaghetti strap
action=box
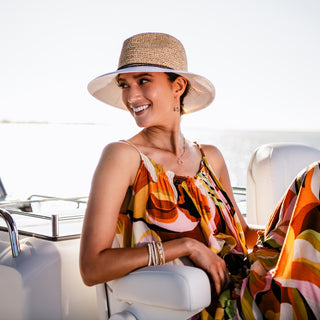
[193,141,205,157]
[120,140,142,156]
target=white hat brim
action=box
[87,66,215,114]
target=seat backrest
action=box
[246,143,320,226]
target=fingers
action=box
[211,269,222,294]
[209,260,231,295]
[186,240,231,294]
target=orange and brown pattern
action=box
[240,161,320,320]
[116,141,320,319]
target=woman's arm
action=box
[201,144,261,249]
[80,142,145,285]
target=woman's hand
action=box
[187,238,230,295]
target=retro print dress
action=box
[115,141,320,319]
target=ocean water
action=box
[1,123,320,199]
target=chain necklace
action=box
[177,137,186,165]
[144,130,186,165]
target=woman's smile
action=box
[129,104,151,116]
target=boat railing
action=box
[232,186,246,197]
[232,186,247,217]
[0,208,21,257]
[0,194,87,207]
[0,178,7,201]
[0,195,87,241]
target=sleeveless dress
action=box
[115,141,320,319]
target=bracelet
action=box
[147,242,157,266]
[151,241,159,265]
[146,241,165,266]
[156,241,166,265]
[147,243,152,266]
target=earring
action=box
[174,103,180,112]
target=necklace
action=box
[177,137,186,165]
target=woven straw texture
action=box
[118,33,188,71]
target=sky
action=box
[1,0,320,131]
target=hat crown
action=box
[118,33,188,71]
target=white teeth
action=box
[132,105,149,113]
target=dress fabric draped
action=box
[115,141,320,319]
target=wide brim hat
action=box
[88,33,215,114]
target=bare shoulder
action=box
[200,144,223,157]
[95,141,141,186]
[200,144,225,164]
[101,140,140,160]
[199,144,227,179]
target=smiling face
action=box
[117,72,186,128]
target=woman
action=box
[80,33,320,319]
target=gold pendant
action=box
[177,158,184,165]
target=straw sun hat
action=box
[87,33,215,114]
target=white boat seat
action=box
[96,264,211,320]
[246,142,320,226]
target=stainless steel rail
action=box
[0,208,20,257]
[232,186,246,196]
[0,195,87,207]
[0,195,87,241]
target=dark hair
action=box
[165,72,190,114]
